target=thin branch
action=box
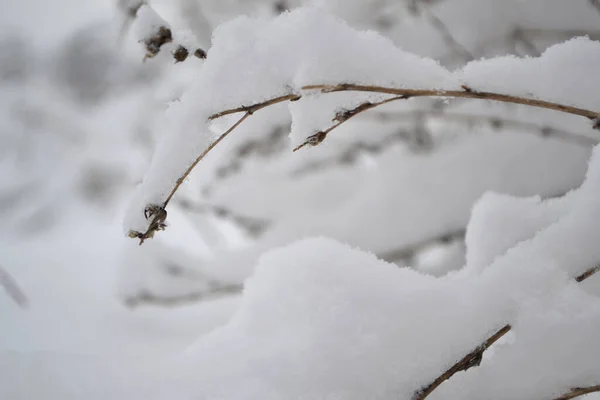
[302,84,600,121]
[168,93,301,207]
[293,95,408,152]
[131,83,600,243]
[176,197,270,237]
[413,263,600,400]
[553,385,600,400]
[575,265,600,282]
[163,113,250,208]
[412,324,512,400]
[418,4,474,62]
[124,283,242,308]
[208,94,301,120]
[130,94,300,244]
[590,0,600,14]
[382,230,466,264]
[0,265,28,308]
[373,110,599,147]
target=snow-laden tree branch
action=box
[127,78,600,243]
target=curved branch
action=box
[208,94,301,120]
[553,385,600,400]
[132,82,600,243]
[166,93,301,207]
[413,263,600,400]
[302,84,600,120]
[412,324,512,400]
[293,95,407,152]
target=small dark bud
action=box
[143,26,172,59]
[307,131,327,146]
[193,48,207,59]
[592,117,600,131]
[173,45,189,63]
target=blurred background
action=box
[0,0,599,359]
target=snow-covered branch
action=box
[128,81,600,243]
[413,263,600,400]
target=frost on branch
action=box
[123,7,600,241]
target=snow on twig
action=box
[129,83,600,244]
[412,263,600,400]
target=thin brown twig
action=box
[208,94,301,120]
[132,83,600,243]
[553,385,600,400]
[413,263,600,400]
[163,113,251,208]
[130,94,301,244]
[293,95,408,152]
[575,265,600,282]
[412,324,512,400]
[167,93,301,207]
[302,84,600,121]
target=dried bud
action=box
[173,45,189,63]
[143,26,172,59]
[307,131,327,146]
[194,48,207,59]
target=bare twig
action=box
[131,83,600,243]
[129,94,300,244]
[553,385,600,400]
[302,84,600,121]
[374,110,598,147]
[511,27,541,57]
[412,324,512,400]
[208,94,301,120]
[575,265,600,282]
[177,197,270,237]
[418,4,474,62]
[590,0,600,14]
[293,96,408,152]
[413,263,600,400]
[124,282,242,307]
[0,265,28,308]
[382,230,466,264]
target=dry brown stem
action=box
[412,324,512,400]
[413,263,600,400]
[302,84,600,120]
[293,95,407,152]
[553,385,600,400]
[132,83,600,243]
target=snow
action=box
[4,1,600,399]
[124,7,600,236]
[172,145,600,399]
[134,5,170,44]
[459,36,600,111]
